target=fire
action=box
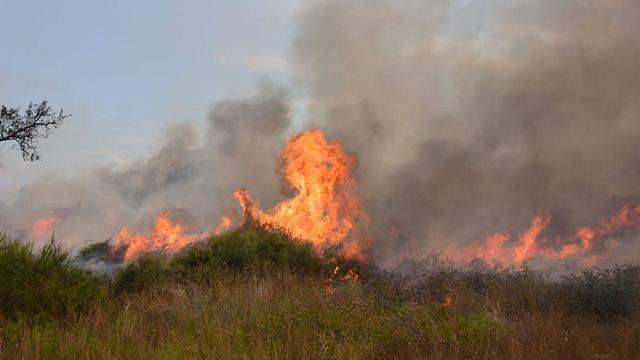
[30,211,67,238]
[113,130,366,262]
[107,127,640,266]
[234,130,367,258]
[214,215,232,235]
[450,204,640,265]
[513,214,551,264]
[116,211,200,261]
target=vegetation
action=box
[1,229,639,359]
[0,234,107,322]
[113,224,326,294]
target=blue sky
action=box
[0,0,302,193]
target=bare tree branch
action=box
[0,101,70,161]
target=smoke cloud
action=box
[291,0,640,266]
[1,82,291,249]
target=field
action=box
[1,229,639,360]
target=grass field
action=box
[1,229,639,359]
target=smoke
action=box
[290,0,640,266]
[1,82,291,251]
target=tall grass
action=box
[1,230,639,359]
[0,234,107,322]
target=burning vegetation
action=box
[5,0,640,274]
[29,209,69,238]
[112,129,368,263]
[233,130,367,259]
[448,204,640,267]
[105,128,640,269]
[114,211,202,262]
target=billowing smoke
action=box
[3,0,640,269]
[290,0,640,266]
[1,82,291,252]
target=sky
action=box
[0,0,493,199]
[0,0,305,194]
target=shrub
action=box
[113,252,171,294]
[559,265,640,318]
[173,225,324,277]
[113,225,327,292]
[0,235,107,322]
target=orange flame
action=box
[214,215,232,235]
[513,214,551,264]
[450,204,640,265]
[113,130,366,261]
[116,211,200,261]
[30,213,66,238]
[234,130,367,258]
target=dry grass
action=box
[1,232,639,359]
[1,271,639,359]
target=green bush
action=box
[113,225,327,292]
[113,252,171,294]
[173,225,324,275]
[0,235,107,322]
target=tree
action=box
[0,101,69,161]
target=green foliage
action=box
[113,252,171,294]
[187,224,322,272]
[113,225,326,292]
[0,234,107,322]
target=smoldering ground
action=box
[3,0,640,268]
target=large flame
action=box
[235,130,367,258]
[448,204,640,266]
[114,130,367,262]
[214,215,232,235]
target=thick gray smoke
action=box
[291,0,640,266]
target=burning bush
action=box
[113,224,330,293]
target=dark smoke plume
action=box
[291,0,640,266]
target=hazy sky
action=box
[0,0,490,197]
[0,0,305,193]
